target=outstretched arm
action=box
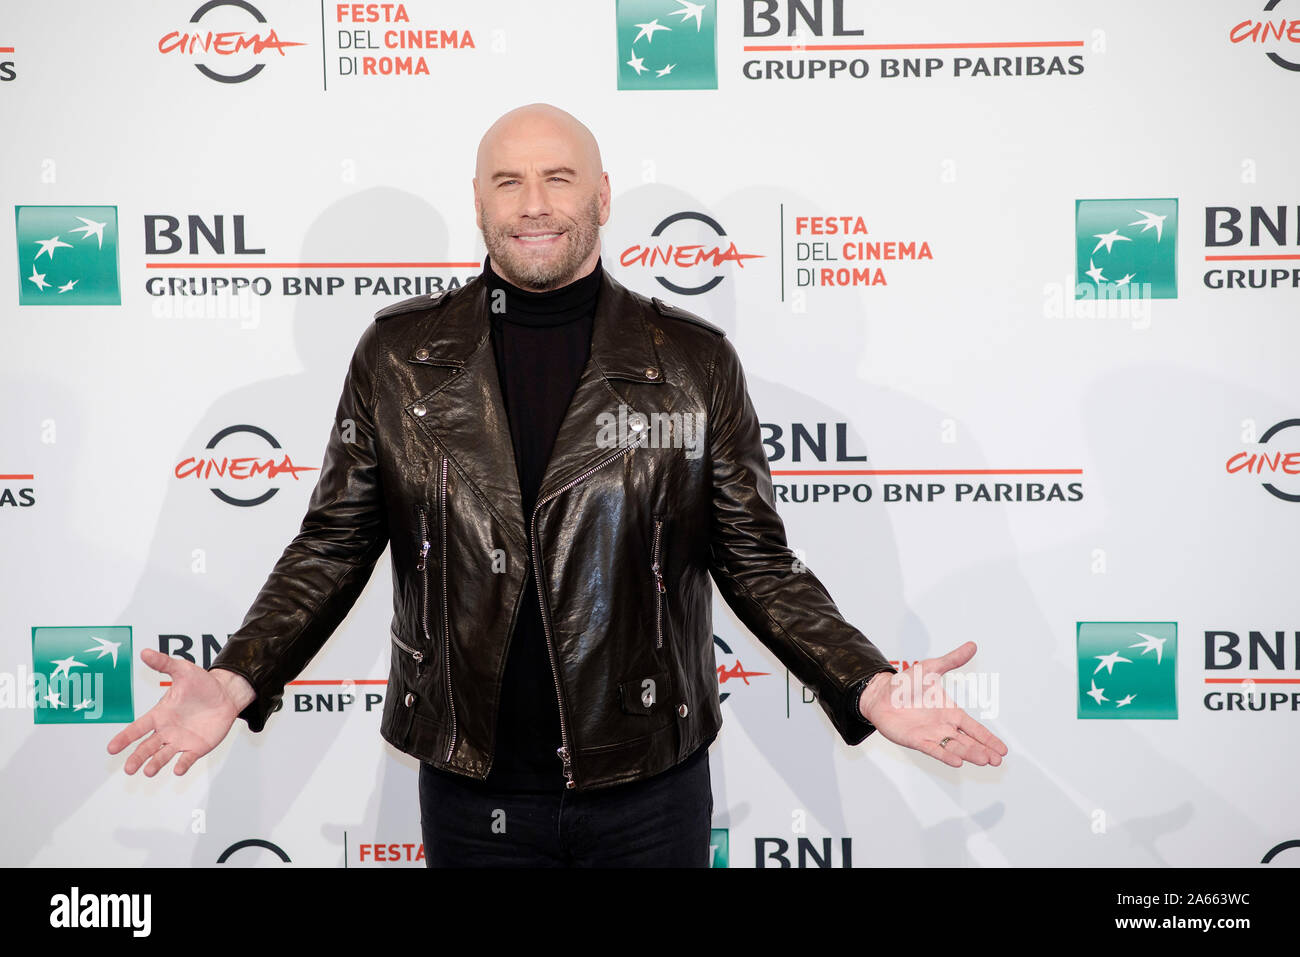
[109,321,390,775]
[859,641,1007,767]
[704,335,1006,768]
[208,319,391,732]
[704,333,896,746]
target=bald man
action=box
[472,103,608,292]
[109,102,1006,868]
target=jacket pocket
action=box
[390,624,425,668]
[618,670,672,717]
[651,515,667,650]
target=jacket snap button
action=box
[412,403,427,417]
[404,692,415,707]
[677,703,688,717]
[629,414,646,431]
[645,367,660,380]
[415,347,430,360]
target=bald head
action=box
[473,103,611,291]
[475,103,603,185]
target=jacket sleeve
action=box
[208,320,390,731]
[705,334,897,746]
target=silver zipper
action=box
[530,444,636,789]
[651,518,666,649]
[415,507,431,682]
[391,627,424,666]
[440,453,457,763]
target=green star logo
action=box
[1075,199,1177,300]
[15,205,121,305]
[1076,621,1177,719]
[709,826,729,867]
[32,625,134,724]
[616,0,716,90]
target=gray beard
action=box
[480,195,601,290]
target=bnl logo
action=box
[755,836,854,867]
[32,626,134,723]
[15,205,121,305]
[709,827,728,868]
[615,0,717,90]
[1077,621,1177,719]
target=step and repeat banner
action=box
[1,1,1297,868]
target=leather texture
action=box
[209,266,897,790]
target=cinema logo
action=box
[1228,2,1300,73]
[763,421,1084,505]
[1204,204,1300,290]
[216,838,292,864]
[713,634,770,703]
[49,887,151,937]
[1225,419,1300,502]
[789,214,933,290]
[1204,629,1300,714]
[174,425,318,507]
[620,211,763,295]
[1262,840,1300,863]
[159,1,306,84]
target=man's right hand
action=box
[106,649,255,777]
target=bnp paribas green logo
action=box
[709,826,728,868]
[616,0,716,90]
[1075,198,1177,300]
[15,205,121,305]
[32,626,134,724]
[1076,621,1177,720]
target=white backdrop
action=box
[2,0,1297,867]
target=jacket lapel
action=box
[403,265,665,551]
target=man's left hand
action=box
[858,641,1007,768]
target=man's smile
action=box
[512,229,565,247]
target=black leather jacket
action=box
[209,266,897,790]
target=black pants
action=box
[418,745,713,867]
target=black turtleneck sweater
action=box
[466,253,602,791]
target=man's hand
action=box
[106,649,254,777]
[858,641,1007,768]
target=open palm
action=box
[106,648,242,776]
[860,641,1008,768]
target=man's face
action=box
[474,120,609,291]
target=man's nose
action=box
[519,175,551,217]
